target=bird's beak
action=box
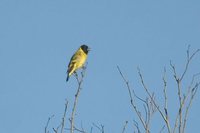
[88,47,91,51]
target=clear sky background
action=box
[0,0,200,133]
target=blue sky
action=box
[0,0,200,132]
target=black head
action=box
[80,44,90,54]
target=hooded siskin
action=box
[66,45,90,81]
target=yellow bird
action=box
[66,45,90,81]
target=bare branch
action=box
[122,121,128,133]
[180,46,200,81]
[74,126,87,133]
[70,65,87,133]
[53,128,58,133]
[133,120,141,133]
[143,103,148,126]
[92,123,105,133]
[66,125,87,133]
[45,115,54,133]
[137,67,171,133]
[90,127,93,133]
[170,61,179,82]
[61,100,69,133]
[162,67,169,119]
[53,125,61,133]
[159,125,165,133]
[182,82,199,133]
[117,66,147,131]
[172,47,200,133]
[170,61,182,133]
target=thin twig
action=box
[53,128,58,133]
[45,115,54,133]
[172,47,200,133]
[74,126,87,133]
[122,121,128,133]
[66,125,87,133]
[159,125,165,133]
[137,68,171,133]
[180,46,200,81]
[70,65,87,133]
[133,120,141,133]
[181,73,200,133]
[182,82,199,133]
[53,125,61,133]
[162,67,169,121]
[92,123,105,133]
[90,127,93,133]
[143,102,148,126]
[61,100,69,133]
[117,66,147,131]
[170,61,182,133]
[70,81,81,133]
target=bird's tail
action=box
[66,74,69,82]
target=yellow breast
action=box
[68,48,87,76]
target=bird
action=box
[66,45,90,82]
